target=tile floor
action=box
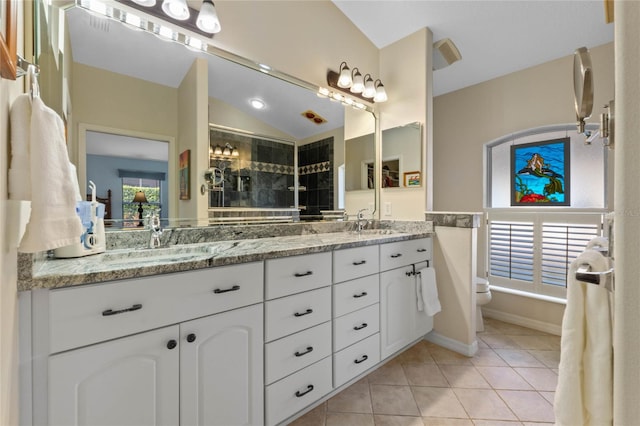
[289,318,560,426]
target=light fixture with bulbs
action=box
[118,0,221,37]
[327,62,387,103]
[210,143,239,158]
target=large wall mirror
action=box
[381,122,422,189]
[35,0,375,228]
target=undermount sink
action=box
[99,245,214,265]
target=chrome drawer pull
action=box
[353,292,368,298]
[294,346,314,357]
[295,385,314,398]
[354,354,368,364]
[294,308,313,317]
[352,260,366,266]
[390,253,403,258]
[102,303,142,316]
[417,248,427,253]
[213,285,240,294]
[353,323,368,331]
[294,271,313,277]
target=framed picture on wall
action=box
[403,171,421,187]
[511,137,570,206]
[179,149,190,200]
[0,0,18,80]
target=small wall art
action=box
[511,137,570,206]
[179,149,190,200]
[404,171,421,187]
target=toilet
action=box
[475,277,492,332]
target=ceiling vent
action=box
[433,38,462,71]
[301,110,327,125]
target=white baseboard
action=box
[425,331,478,357]
[482,307,562,336]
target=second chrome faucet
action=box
[147,212,163,248]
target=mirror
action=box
[382,122,422,188]
[35,1,375,227]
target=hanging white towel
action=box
[554,248,613,426]
[418,267,441,316]
[586,236,609,252]
[17,96,83,252]
[8,94,32,200]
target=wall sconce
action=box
[132,191,148,227]
[210,143,239,158]
[117,0,221,37]
[327,62,387,103]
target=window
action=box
[122,177,162,227]
[485,125,608,298]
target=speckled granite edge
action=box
[19,220,434,291]
[425,212,483,229]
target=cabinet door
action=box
[380,266,415,360]
[49,326,179,426]
[180,304,264,426]
[413,261,434,339]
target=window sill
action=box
[490,285,567,305]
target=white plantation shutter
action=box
[487,211,603,298]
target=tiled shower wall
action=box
[298,137,334,216]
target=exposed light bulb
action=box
[223,146,231,156]
[337,62,352,88]
[214,145,223,155]
[317,87,330,98]
[162,0,190,21]
[196,0,221,34]
[362,74,376,98]
[373,79,387,102]
[350,68,364,94]
[232,148,240,157]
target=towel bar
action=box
[575,265,614,291]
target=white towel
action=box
[17,96,83,252]
[8,94,32,200]
[554,248,613,426]
[586,236,609,252]
[418,267,441,316]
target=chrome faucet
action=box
[147,211,163,249]
[356,209,369,233]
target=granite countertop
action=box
[19,228,433,291]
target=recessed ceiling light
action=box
[250,98,265,109]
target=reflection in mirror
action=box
[345,133,375,191]
[86,131,169,228]
[206,126,295,209]
[382,122,422,188]
[36,1,376,228]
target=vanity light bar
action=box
[317,87,366,111]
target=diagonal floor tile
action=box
[494,349,545,368]
[475,366,533,390]
[479,334,521,349]
[439,365,491,389]
[497,390,555,423]
[411,386,468,419]
[368,360,409,385]
[402,363,449,387]
[453,388,517,421]
[327,381,372,414]
[429,348,473,366]
[470,349,508,367]
[527,350,560,369]
[370,385,420,416]
[326,412,374,426]
[373,414,424,426]
[514,368,558,391]
[289,401,326,426]
[508,335,560,351]
[420,418,473,425]
[397,341,436,364]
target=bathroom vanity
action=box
[18,222,433,426]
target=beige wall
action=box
[1,1,24,424]
[614,2,640,422]
[433,42,614,329]
[379,28,432,220]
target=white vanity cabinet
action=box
[44,262,265,426]
[379,238,434,360]
[264,253,333,426]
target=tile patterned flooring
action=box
[289,318,559,426]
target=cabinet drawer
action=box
[333,275,379,318]
[333,245,379,283]
[333,333,380,388]
[49,262,264,354]
[265,321,331,385]
[333,303,379,351]
[265,252,332,300]
[265,357,332,426]
[380,238,432,271]
[265,286,331,342]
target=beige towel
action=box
[18,96,83,252]
[554,248,613,426]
